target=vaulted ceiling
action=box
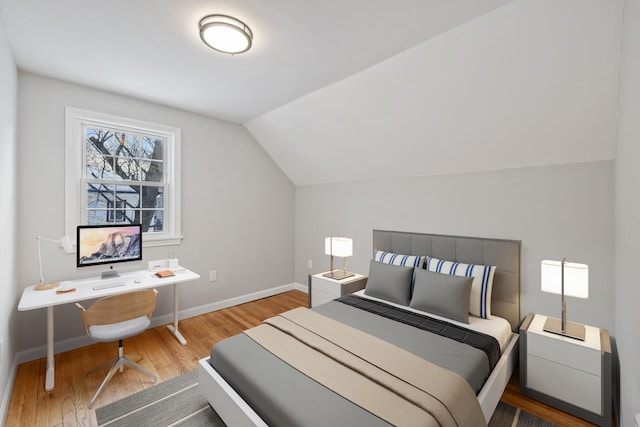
[0,0,624,185]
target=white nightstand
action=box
[520,313,612,427]
[308,272,367,307]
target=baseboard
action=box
[293,282,309,293]
[15,282,308,366]
[0,354,18,426]
[149,282,307,326]
[16,335,94,366]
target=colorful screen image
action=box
[77,224,142,267]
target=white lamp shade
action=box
[325,237,353,257]
[541,259,588,298]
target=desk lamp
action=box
[541,258,589,340]
[323,237,354,280]
[35,236,73,290]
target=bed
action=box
[198,230,522,426]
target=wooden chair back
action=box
[76,289,157,334]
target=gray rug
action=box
[95,370,224,427]
[489,401,558,427]
[96,370,557,427]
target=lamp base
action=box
[543,317,586,341]
[34,281,60,291]
[322,270,355,280]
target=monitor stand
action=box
[100,267,120,280]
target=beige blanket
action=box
[244,307,487,427]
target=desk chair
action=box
[76,288,158,408]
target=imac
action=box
[77,224,142,279]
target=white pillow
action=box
[425,256,496,319]
[374,250,424,268]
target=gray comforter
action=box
[209,300,493,427]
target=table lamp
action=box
[323,237,354,280]
[541,258,589,340]
[35,235,73,291]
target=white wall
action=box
[0,7,18,422]
[295,161,615,332]
[14,72,295,355]
[615,0,640,425]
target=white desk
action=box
[18,267,200,392]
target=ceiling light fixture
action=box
[199,14,253,55]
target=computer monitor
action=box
[77,224,142,279]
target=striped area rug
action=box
[96,370,558,427]
[95,370,224,427]
[490,401,559,427]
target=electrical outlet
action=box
[209,270,217,282]
[148,259,168,271]
[307,259,313,269]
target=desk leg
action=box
[45,306,55,391]
[166,283,187,345]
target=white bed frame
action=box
[198,231,522,425]
[197,332,518,425]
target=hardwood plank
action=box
[6,290,610,426]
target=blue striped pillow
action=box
[374,250,424,269]
[425,256,497,319]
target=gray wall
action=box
[615,0,640,425]
[295,161,615,332]
[0,9,18,420]
[14,72,295,355]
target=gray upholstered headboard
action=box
[373,230,522,332]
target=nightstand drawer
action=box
[311,288,335,307]
[520,313,612,427]
[528,354,601,414]
[309,273,367,308]
[312,277,342,295]
[528,331,600,376]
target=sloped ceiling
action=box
[0,0,624,186]
[0,0,514,123]
[247,0,623,185]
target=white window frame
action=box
[65,107,182,249]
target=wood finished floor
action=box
[6,290,604,427]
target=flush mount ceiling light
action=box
[199,14,253,54]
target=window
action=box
[65,107,182,248]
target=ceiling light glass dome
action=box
[199,14,253,55]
